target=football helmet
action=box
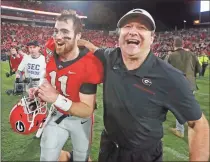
[9,96,48,135]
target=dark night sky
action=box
[57,0,205,31]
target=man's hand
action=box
[16,70,22,78]
[77,39,88,47]
[16,74,20,78]
[77,39,98,53]
[37,81,59,103]
[28,87,38,99]
[188,114,209,161]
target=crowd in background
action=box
[1,1,210,60]
[153,28,210,58]
[1,22,210,60]
[1,22,118,55]
[1,1,84,25]
[1,1,84,16]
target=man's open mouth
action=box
[126,39,140,45]
[56,42,65,47]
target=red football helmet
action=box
[9,96,48,135]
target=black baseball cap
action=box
[27,40,39,47]
[117,8,156,31]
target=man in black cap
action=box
[62,8,209,162]
[16,40,46,90]
[168,37,201,138]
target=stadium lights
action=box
[1,5,87,18]
[194,20,200,25]
[183,20,186,29]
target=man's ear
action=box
[151,32,155,44]
[76,32,81,40]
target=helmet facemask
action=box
[20,95,48,130]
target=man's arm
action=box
[15,70,22,78]
[38,81,97,118]
[188,114,209,161]
[7,55,12,71]
[164,72,209,161]
[164,54,170,63]
[68,93,96,118]
[167,54,171,64]
[78,39,115,64]
[78,39,99,53]
[16,55,27,77]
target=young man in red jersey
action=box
[8,46,23,74]
[32,10,103,162]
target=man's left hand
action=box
[38,81,59,103]
[77,39,87,47]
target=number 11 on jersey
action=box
[49,71,69,96]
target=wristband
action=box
[54,94,72,111]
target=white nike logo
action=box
[68,71,76,74]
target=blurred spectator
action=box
[198,53,209,77]
[168,37,201,138]
[8,45,24,74]
[1,49,8,61]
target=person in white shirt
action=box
[16,41,46,90]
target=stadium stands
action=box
[1,22,118,52]
[1,22,209,58]
[1,1,209,59]
[153,28,210,58]
[1,1,84,16]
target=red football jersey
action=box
[46,48,104,114]
[9,54,23,72]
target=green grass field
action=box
[1,61,209,161]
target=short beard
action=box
[64,39,76,55]
[56,37,77,60]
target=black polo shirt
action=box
[94,47,202,150]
